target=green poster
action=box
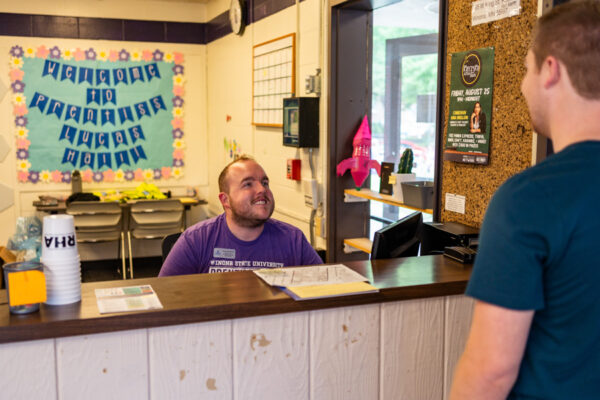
[444,47,494,165]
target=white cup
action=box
[42,215,78,259]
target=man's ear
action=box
[542,55,561,89]
[218,192,230,210]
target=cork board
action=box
[440,0,538,227]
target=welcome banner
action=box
[9,45,186,184]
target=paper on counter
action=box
[253,264,370,287]
[95,285,163,314]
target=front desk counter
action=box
[0,255,475,400]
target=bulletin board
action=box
[9,44,186,184]
[252,33,295,127]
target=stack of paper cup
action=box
[41,214,81,305]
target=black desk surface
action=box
[0,255,471,344]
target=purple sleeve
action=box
[158,232,200,276]
[300,233,323,265]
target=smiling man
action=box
[159,155,322,275]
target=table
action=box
[0,256,474,399]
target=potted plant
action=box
[391,148,416,202]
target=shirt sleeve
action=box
[299,233,323,265]
[158,231,200,276]
[466,176,554,311]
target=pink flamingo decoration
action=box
[336,115,381,188]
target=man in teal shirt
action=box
[451,1,600,399]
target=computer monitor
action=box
[370,211,423,260]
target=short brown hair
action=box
[531,0,600,99]
[218,154,256,193]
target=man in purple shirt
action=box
[159,155,322,275]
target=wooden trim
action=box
[344,189,433,213]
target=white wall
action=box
[0,0,329,256]
[206,0,328,250]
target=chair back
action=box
[129,199,184,239]
[66,201,123,242]
[161,232,182,262]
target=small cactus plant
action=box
[397,148,414,174]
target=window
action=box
[369,0,440,237]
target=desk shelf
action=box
[342,189,432,254]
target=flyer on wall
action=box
[444,47,495,165]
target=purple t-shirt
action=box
[159,214,323,276]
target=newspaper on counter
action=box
[253,264,371,287]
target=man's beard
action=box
[229,200,274,228]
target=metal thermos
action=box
[71,170,82,194]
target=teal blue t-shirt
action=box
[467,141,600,399]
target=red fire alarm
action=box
[287,159,301,181]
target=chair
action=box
[66,201,127,279]
[161,232,182,263]
[127,199,184,279]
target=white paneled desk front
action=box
[0,255,474,400]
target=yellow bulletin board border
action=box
[252,33,296,127]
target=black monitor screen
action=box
[371,211,423,260]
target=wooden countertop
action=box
[0,255,471,344]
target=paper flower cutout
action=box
[172,96,184,108]
[171,118,184,129]
[73,48,85,61]
[9,57,23,69]
[172,167,183,179]
[173,52,184,64]
[14,105,28,116]
[173,85,185,96]
[143,169,154,180]
[161,167,171,179]
[97,49,109,61]
[153,169,162,180]
[93,171,103,182]
[16,139,30,150]
[173,149,184,159]
[173,159,184,167]
[11,80,25,93]
[124,170,134,181]
[103,169,115,182]
[62,171,72,183]
[119,49,130,61]
[36,46,49,59]
[62,48,74,60]
[142,50,153,62]
[49,46,61,59]
[17,159,31,171]
[173,65,184,75]
[173,139,185,149]
[15,127,28,139]
[17,171,28,182]
[51,170,63,183]
[172,128,184,139]
[131,50,142,62]
[173,75,185,86]
[16,149,28,159]
[10,46,24,58]
[153,50,164,61]
[24,47,35,58]
[164,53,174,63]
[172,107,184,118]
[15,116,27,127]
[40,170,52,183]
[108,50,119,62]
[85,48,97,60]
[9,69,24,81]
[134,168,144,181]
[115,169,125,182]
[29,171,40,183]
[81,169,93,182]
[12,93,26,106]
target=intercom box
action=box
[282,97,319,148]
